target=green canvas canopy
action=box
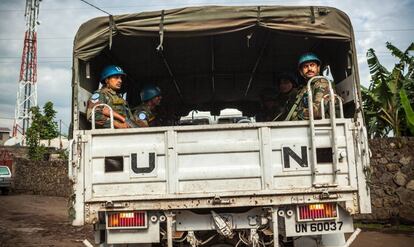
[74,6,354,61]
[72,5,361,129]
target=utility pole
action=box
[59,119,62,149]
[13,0,41,144]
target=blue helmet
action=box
[100,65,126,83]
[140,84,161,102]
[298,53,321,68]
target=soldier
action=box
[133,85,162,127]
[286,53,330,120]
[272,72,298,121]
[86,65,136,129]
[256,87,278,122]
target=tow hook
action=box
[104,201,127,208]
[211,196,232,205]
[319,191,339,200]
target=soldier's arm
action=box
[87,93,128,128]
[113,120,129,129]
[102,107,126,123]
[86,93,109,127]
[134,111,150,127]
[312,79,330,119]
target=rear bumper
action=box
[0,180,12,187]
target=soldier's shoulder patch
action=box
[89,93,100,104]
[91,93,100,100]
[138,112,147,120]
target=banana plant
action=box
[400,89,414,135]
[362,42,414,137]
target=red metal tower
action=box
[13,0,41,141]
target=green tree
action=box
[26,101,59,160]
[42,102,59,145]
[362,42,414,137]
[26,106,46,160]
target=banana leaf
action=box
[400,88,414,135]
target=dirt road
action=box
[352,230,414,247]
[1,194,413,247]
[0,194,93,247]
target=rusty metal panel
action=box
[0,150,13,171]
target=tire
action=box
[1,188,9,195]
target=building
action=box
[39,136,69,149]
[0,127,11,145]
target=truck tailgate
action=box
[80,120,357,202]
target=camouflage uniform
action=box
[273,88,298,121]
[86,86,134,128]
[256,106,279,122]
[132,103,157,127]
[289,78,330,121]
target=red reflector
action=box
[107,211,147,228]
[298,203,337,221]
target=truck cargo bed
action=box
[74,120,360,205]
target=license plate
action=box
[285,220,351,237]
[295,221,343,234]
[284,206,353,237]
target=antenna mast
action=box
[13,0,41,142]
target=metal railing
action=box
[306,76,344,186]
[321,95,344,119]
[91,103,114,129]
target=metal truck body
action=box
[69,5,371,246]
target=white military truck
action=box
[69,5,371,247]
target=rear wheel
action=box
[1,188,9,195]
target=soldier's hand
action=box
[114,121,130,129]
[303,108,309,118]
[135,119,149,127]
[120,122,130,128]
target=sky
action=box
[0,0,413,135]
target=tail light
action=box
[297,203,337,221]
[107,211,147,229]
